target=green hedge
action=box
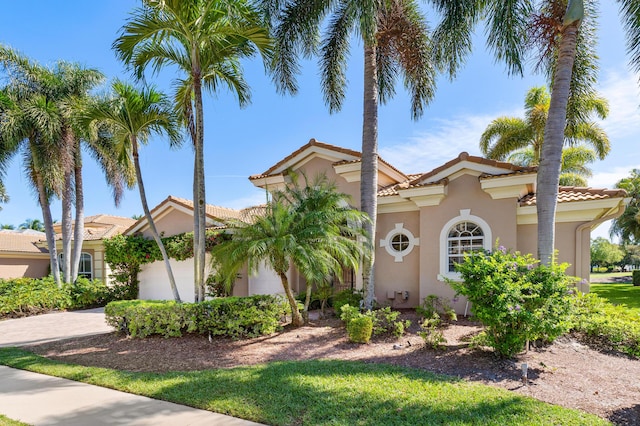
[104,295,289,339]
[633,270,640,286]
[0,277,126,318]
[570,292,640,357]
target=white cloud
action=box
[589,166,639,189]
[380,110,520,174]
[597,70,640,140]
[222,190,269,210]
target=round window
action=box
[390,233,410,252]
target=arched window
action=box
[447,222,484,272]
[58,252,93,279]
[439,209,491,279]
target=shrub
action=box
[332,289,362,315]
[633,270,640,286]
[62,278,113,309]
[417,295,457,321]
[105,295,288,339]
[0,277,70,317]
[347,316,373,343]
[340,304,409,338]
[419,315,447,350]
[449,247,574,357]
[570,292,640,357]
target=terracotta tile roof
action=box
[377,174,425,197]
[519,187,628,206]
[0,230,48,254]
[479,169,538,181]
[53,215,136,241]
[165,196,243,220]
[411,152,536,185]
[250,138,362,180]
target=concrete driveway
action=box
[0,308,112,347]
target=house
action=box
[0,215,135,283]
[124,196,282,302]
[50,215,136,283]
[0,229,49,279]
[133,139,628,310]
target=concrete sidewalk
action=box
[0,308,112,347]
[0,366,263,425]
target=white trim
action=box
[419,161,515,184]
[380,223,419,262]
[438,209,492,280]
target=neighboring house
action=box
[124,196,281,302]
[131,139,627,311]
[49,215,137,283]
[0,229,49,279]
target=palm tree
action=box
[611,169,640,244]
[19,218,45,232]
[0,224,15,230]
[0,181,7,209]
[430,0,640,265]
[480,85,609,186]
[266,0,436,309]
[83,80,183,301]
[0,46,64,285]
[211,175,369,327]
[114,0,273,302]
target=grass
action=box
[0,348,609,426]
[0,415,29,426]
[590,283,640,313]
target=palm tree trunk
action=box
[361,43,379,310]
[132,136,181,302]
[35,171,60,286]
[192,68,207,303]
[279,272,304,327]
[537,22,580,266]
[71,144,84,282]
[61,170,73,284]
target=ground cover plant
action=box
[0,414,28,426]
[0,348,609,426]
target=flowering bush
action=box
[448,246,575,357]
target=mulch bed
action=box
[24,311,640,425]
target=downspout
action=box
[574,198,630,291]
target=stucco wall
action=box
[142,209,194,238]
[375,211,420,308]
[0,257,49,279]
[293,156,361,208]
[138,257,212,302]
[418,174,518,313]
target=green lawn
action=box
[0,348,608,426]
[590,283,640,313]
[0,415,29,426]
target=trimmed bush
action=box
[570,292,640,357]
[332,289,362,315]
[449,247,574,357]
[347,316,373,343]
[339,304,409,338]
[633,270,640,286]
[105,295,288,339]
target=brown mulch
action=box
[24,311,640,425]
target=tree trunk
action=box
[61,169,73,284]
[537,23,580,266]
[34,170,60,286]
[132,136,181,302]
[279,272,304,327]
[361,43,379,310]
[193,70,207,303]
[302,282,313,325]
[71,143,84,282]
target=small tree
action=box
[211,175,370,327]
[448,247,574,357]
[590,237,624,271]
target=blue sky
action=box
[1,1,639,241]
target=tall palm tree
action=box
[508,145,597,186]
[1,224,15,230]
[114,0,273,302]
[0,47,65,285]
[611,169,640,244]
[430,0,640,265]
[266,0,436,309]
[211,175,370,327]
[83,80,183,301]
